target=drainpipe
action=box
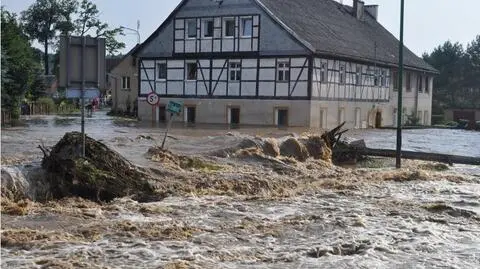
[414,74,419,118]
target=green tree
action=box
[73,0,125,55]
[424,37,480,112]
[1,9,41,119]
[464,35,480,107]
[26,70,47,101]
[20,0,77,75]
[423,41,467,113]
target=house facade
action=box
[110,45,139,113]
[135,0,437,128]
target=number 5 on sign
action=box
[147,92,159,106]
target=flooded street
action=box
[1,111,480,268]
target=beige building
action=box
[133,0,437,129]
[110,45,140,113]
[444,108,480,129]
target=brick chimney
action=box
[353,0,365,20]
[365,5,379,20]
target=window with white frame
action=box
[406,72,412,92]
[241,18,252,37]
[373,69,380,86]
[339,64,346,84]
[229,62,241,81]
[355,66,362,85]
[381,70,387,86]
[186,62,197,80]
[320,62,327,82]
[224,18,235,37]
[187,20,197,38]
[122,76,130,89]
[392,70,399,90]
[203,19,213,38]
[157,63,167,80]
[425,76,429,93]
[277,62,290,82]
[418,75,423,93]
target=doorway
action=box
[229,107,240,126]
[158,106,166,123]
[277,109,288,127]
[319,109,327,129]
[186,106,196,124]
[375,111,382,128]
[338,108,345,125]
[354,108,361,129]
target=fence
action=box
[21,103,78,116]
[1,110,12,126]
[27,103,52,115]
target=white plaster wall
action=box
[138,99,311,127]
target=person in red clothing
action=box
[92,97,98,112]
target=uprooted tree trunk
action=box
[40,132,157,202]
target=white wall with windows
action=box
[311,58,391,102]
[174,15,260,54]
[139,57,308,98]
[390,69,434,126]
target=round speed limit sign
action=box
[146,92,159,106]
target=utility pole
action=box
[396,0,405,168]
[120,22,141,44]
[81,37,86,157]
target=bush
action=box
[36,97,56,113]
[405,113,421,126]
[431,115,445,125]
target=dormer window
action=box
[224,18,235,37]
[187,20,196,39]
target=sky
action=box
[2,0,479,56]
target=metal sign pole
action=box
[81,37,86,158]
[161,113,174,149]
[396,0,405,168]
[152,106,155,128]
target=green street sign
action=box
[167,101,183,114]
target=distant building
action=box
[444,108,480,129]
[109,45,140,113]
[133,0,437,128]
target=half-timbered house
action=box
[134,0,437,128]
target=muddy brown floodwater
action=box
[1,111,480,269]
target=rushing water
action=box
[1,111,480,269]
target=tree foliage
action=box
[20,0,77,75]
[21,0,125,63]
[423,36,480,113]
[1,9,43,119]
[73,0,125,55]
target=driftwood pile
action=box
[40,132,156,202]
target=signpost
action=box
[147,92,159,127]
[59,36,105,157]
[396,0,405,168]
[161,100,183,149]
